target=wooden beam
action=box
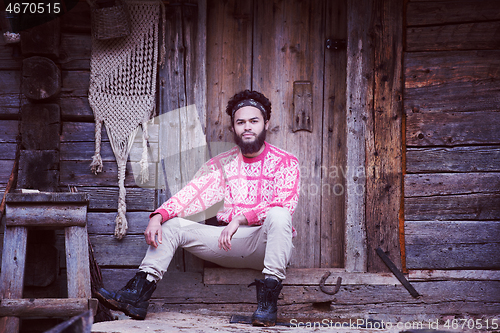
[406,146,500,173]
[6,204,87,227]
[365,0,403,272]
[203,268,400,285]
[345,0,372,272]
[65,226,92,298]
[0,298,97,318]
[409,270,500,282]
[0,226,28,333]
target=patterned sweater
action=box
[152,142,300,231]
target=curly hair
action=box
[225,90,272,122]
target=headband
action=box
[232,99,268,120]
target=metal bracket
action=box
[326,38,346,51]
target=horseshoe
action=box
[319,271,342,295]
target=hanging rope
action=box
[88,0,164,239]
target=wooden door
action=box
[206,0,347,268]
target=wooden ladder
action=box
[0,193,97,333]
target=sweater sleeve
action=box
[151,162,225,223]
[244,156,300,225]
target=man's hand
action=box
[218,214,248,251]
[144,213,163,248]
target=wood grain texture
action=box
[0,71,21,117]
[406,111,500,146]
[405,172,500,197]
[407,21,500,51]
[406,0,500,26]
[59,33,91,70]
[0,227,28,333]
[204,268,400,285]
[320,0,347,269]
[405,51,500,90]
[344,0,372,272]
[406,146,500,173]
[65,226,92,298]
[206,0,253,144]
[0,298,94,318]
[365,0,403,272]
[253,0,325,269]
[405,193,500,221]
[101,268,500,308]
[72,186,155,211]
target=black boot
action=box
[248,278,283,326]
[95,271,157,320]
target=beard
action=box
[233,128,267,156]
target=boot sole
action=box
[252,319,276,327]
[95,290,148,320]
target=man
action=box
[96,90,300,326]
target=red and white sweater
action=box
[152,142,300,233]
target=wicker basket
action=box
[89,0,131,40]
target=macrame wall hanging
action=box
[88,0,165,239]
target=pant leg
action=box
[139,207,293,281]
[260,207,294,280]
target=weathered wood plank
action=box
[320,0,347,269]
[405,80,500,113]
[65,226,91,298]
[89,234,149,267]
[253,0,325,269]
[87,211,150,235]
[60,0,91,33]
[344,0,372,272]
[60,141,159,162]
[407,21,500,51]
[0,226,28,333]
[0,38,22,70]
[406,243,500,269]
[405,193,500,221]
[156,301,500,322]
[60,160,157,188]
[407,0,500,27]
[70,186,155,212]
[406,146,500,173]
[405,173,500,197]
[0,71,21,117]
[365,0,403,272]
[409,269,500,282]
[405,221,500,245]
[59,96,93,120]
[405,50,500,90]
[204,268,400,285]
[0,161,15,182]
[0,121,19,143]
[102,268,500,307]
[0,143,17,160]
[6,204,87,227]
[59,33,91,70]
[206,0,253,144]
[0,298,94,318]
[60,70,90,97]
[406,111,500,146]
[61,121,159,143]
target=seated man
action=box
[96,90,300,326]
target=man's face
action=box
[232,106,269,155]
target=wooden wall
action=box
[404,0,500,269]
[0,1,159,293]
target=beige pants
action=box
[139,207,293,280]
